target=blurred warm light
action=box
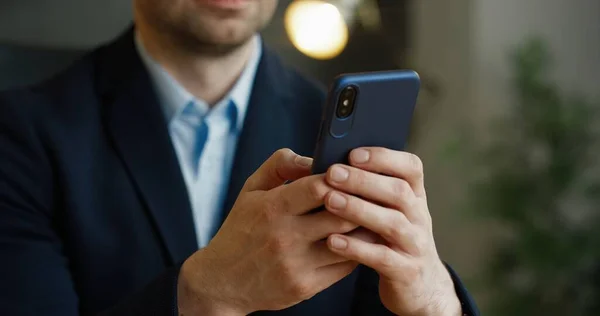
[284,0,349,60]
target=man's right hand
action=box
[177,149,360,315]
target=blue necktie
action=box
[177,99,238,179]
[179,101,209,177]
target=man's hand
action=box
[177,149,359,316]
[323,147,462,316]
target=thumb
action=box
[243,148,313,192]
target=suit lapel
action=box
[95,30,305,260]
[96,29,197,264]
[220,47,295,222]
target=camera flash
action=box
[343,100,349,106]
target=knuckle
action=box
[379,249,397,270]
[289,280,314,300]
[243,175,258,190]
[262,197,280,222]
[279,196,293,214]
[274,148,293,160]
[391,179,410,200]
[386,222,404,243]
[268,232,293,253]
[414,232,432,255]
[279,259,295,279]
[414,236,427,256]
[425,210,433,226]
[272,148,294,174]
[307,178,328,201]
[386,214,408,241]
[408,153,424,174]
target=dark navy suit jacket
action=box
[0,29,479,315]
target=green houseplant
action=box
[447,38,600,315]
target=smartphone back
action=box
[312,70,420,174]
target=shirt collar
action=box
[135,33,262,132]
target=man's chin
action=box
[180,31,254,56]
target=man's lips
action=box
[200,0,251,10]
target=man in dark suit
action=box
[0,0,478,315]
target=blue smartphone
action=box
[312,70,420,174]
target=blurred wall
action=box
[0,0,131,90]
[0,0,132,48]
[407,0,480,278]
[408,0,600,308]
[473,0,600,120]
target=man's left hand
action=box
[322,147,462,316]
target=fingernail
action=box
[329,165,349,182]
[294,155,313,167]
[328,192,347,210]
[330,236,348,250]
[351,149,370,164]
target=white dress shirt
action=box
[135,34,262,247]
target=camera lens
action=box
[336,86,356,119]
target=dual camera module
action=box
[335,86,357,119]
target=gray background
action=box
[0,0,408,90]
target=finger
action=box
[325,164,421,221]
[243,148,313,192]
[327,234,410,277]
[325,191,419,253]
[296,210,359,241]
[345,227,380,244]
[270,174,333,215]
[307,240,350,268]
[348,147,426,197]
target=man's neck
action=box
[136,26,256,106]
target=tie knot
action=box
[180,100,206,126]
